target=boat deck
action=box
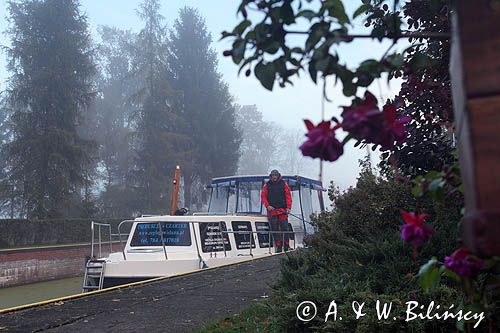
[0,254,282,332]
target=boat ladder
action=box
[82,259,106,292]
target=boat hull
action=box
[91,253,276,289]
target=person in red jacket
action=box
[261,169,292,253]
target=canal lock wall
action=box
[0,218,126,288]
[0,244,113,288]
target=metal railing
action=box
[90,222,113,258]
[114,219,305,261]
[89,221,130,259]
[218,229,302,257]
[117,220,138,260]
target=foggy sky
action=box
[0,0,405,192]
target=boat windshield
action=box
[237,181,263,214]
[208,175,325,219]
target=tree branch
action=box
[284,31,450,40]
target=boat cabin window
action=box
[237,182,262,214]
[227,188,237,214]
[199,222,231,253]
[209,186,229,213]
[287,222,296,242]
[255,222,271,248]
[312,189,323,213]
[231,221,256,249]
[290,190,302,217]
[130,222,192,247]
[300,186,314,222]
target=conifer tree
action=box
[2,0,96,218]
[129,0,189,213]
[92,26,139,217]
[169,7,241,208]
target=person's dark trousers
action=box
[269,216,289,253]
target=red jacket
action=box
[261,178,292,219]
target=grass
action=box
[196,301,274,333]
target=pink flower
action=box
[300,120,344,162]
[376,104,411,150]
[341,91,382,142]
[444,247,483,278]
[400,210,435,246]
[341,92,411,150]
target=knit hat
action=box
[269,169,280,177]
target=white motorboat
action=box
[83,175,325,292]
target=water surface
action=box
[0,277,82,310]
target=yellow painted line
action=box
[0,241,122,253]
[0,251,290,315]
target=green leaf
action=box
[340,134,352,145]
[463,304,485,323]
[409,53,437,71]
[443,268,460,282]
[308,61,317,83]
[237,55,258,75]
[428,179,446,201]
[342,81,356,97]
[233,20,251,35]
[353,3,371,19]
[327,27,349,44]
[263,41,281,54]
[297,9,317,21]
[429,0,441,14]
[245,30,255,40]
[426,171,443,180]
[414,175,424,183]
[254,62,276,90]
[385,53,404,68]
[418,258,441,293]
[428,178,445,192]
[254,23,270,44]
[232,39,246,64]
[289,58,301,66]
[412,185,423,197]
[358,59,379,72]
[324,0,350,25]
[371,25,386,40]
[305,23,324,52]
[273,57,287,76]
[357,59,381,85]
[334,65,355,96]
[220,31,236,40]
[280,1,295,25]
[315,56,331,73]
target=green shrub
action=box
[196,301,274,333]
[267,169,467,332]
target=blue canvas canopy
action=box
[208,175,324,191]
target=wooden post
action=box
[451,0,500,257]
[170,165,181,215]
